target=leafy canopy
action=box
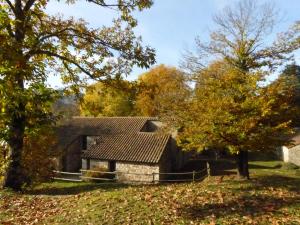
[177,61,296,154]
[80,81,136,117]
[0,0,155,188]
[135,65,190,117]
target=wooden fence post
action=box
[152,172,155,183]
[192,171,195,182]
[206,162,211,178]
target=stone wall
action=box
[158,140,172,180]
[81,160,162,182]
[63,138,82,172]
[116,162,159,182]
[170,131,190,170]
[282,145,300,166]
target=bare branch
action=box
[87,0,132,8]
[4,0,16,14]
[23,0,37,12]
[27,50,96,79]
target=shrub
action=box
[21,128,60,187]
[0,127,60,189]
[82,166,115,182]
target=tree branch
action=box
[4,0,16,14]
[23,0,37,12]
[87,0,132,8]
[27,50,95,78]
[5,23,15,37]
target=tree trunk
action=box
[237,150,250,179]
[2,103,26,190]
[2,1,28,190]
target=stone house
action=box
[281,129,300,166]
[56,117,188,182]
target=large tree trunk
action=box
[2,1,27,190]
[3,115,26,190]
[237,150,250,179]
[2,78,26,190]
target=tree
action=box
[52,93,80,120]
[280,64,300,103]
[0,0,155,190]
[181,0,297,178]
[135,65,190,117]
[1,84,60,186]
[80,81,136,117]
[183,0,291,74]
[177,61,296,179]
[277,64,300,126]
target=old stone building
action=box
[281,129,300,166]
[56,117,188,182]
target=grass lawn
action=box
[0,161,299,225]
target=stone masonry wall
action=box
[116,162,159,182]
[284,145,300,166]
[158,141,172,181]
[63,138,82,172]
[82,159,87,170]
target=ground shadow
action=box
[179,194,299,221]
[248,175,300,192]
[25,181,129,196]
[248,164,282,169]
[180,159,237,176]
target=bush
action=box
[0,127,60,189]
[280,162,299,170]
[21,128,60,187]
[82,166,115,182]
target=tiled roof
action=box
[57,117,170,164]
[82,133,170,163]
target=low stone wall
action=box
[116,162,159,182]
[282,145,300,166]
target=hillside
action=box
[0,161,299,225]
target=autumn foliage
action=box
[80,81,136,117]
[135,65,190,117]
[1,127,59,188]
[174,61,297,177]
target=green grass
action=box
[1,161,300,225]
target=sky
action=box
[46,0,300,88]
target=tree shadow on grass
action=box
[248,164,282,169]
[179,194,299,221]
[25,181,129,196]
[179,174,300,221]
[250,175,300,193]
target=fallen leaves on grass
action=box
[0,173,299,225]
